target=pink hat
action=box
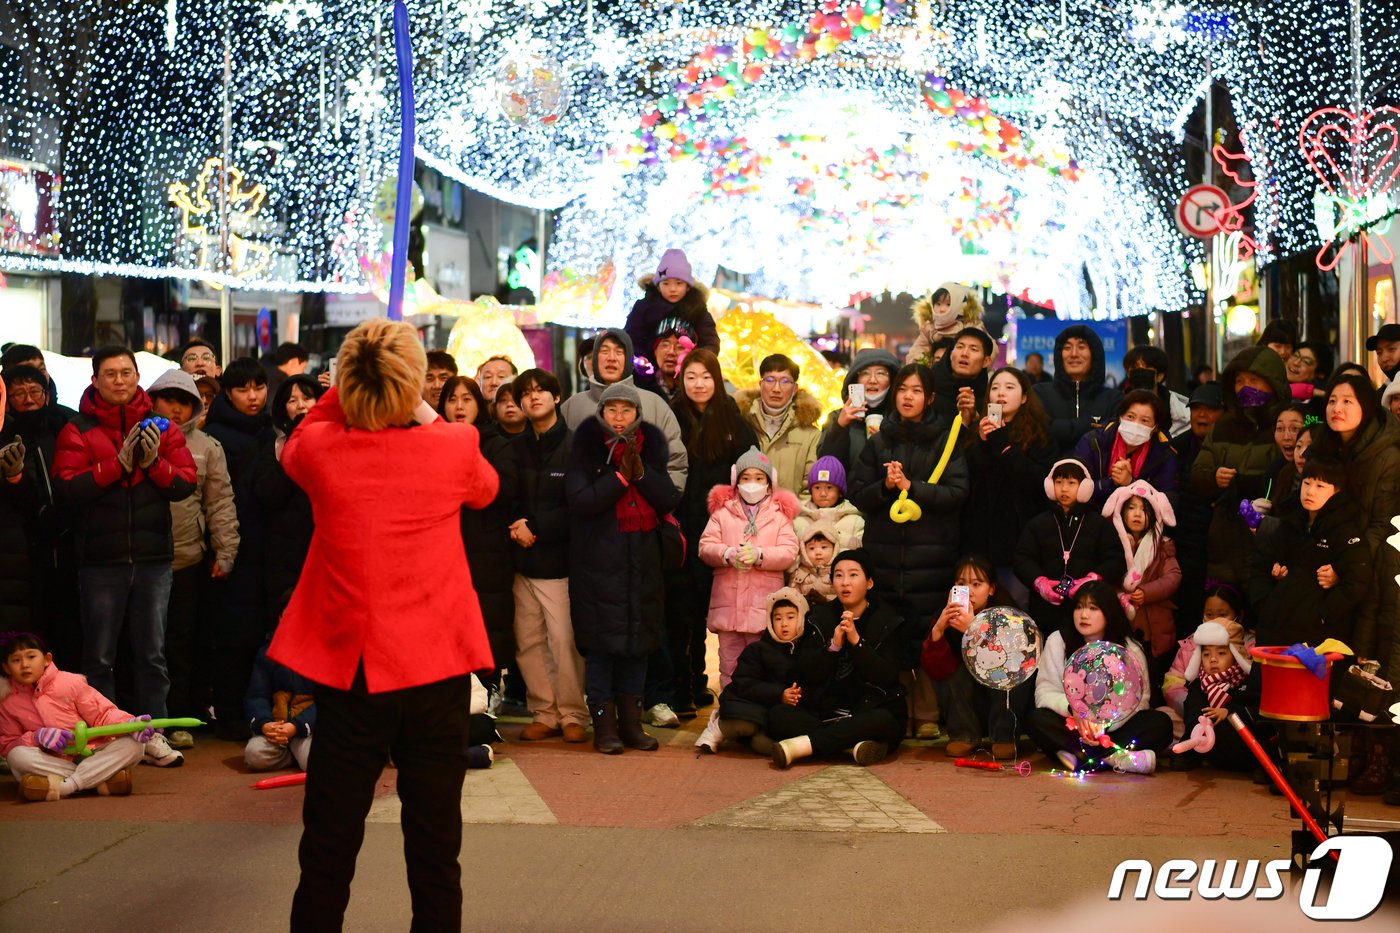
[655,249,693,286]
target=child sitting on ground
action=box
[0,632,150,801]
[244,640,317,773]
[695,587,809,755]
[1247,457,1370,648]
[793,456,865,549]
[1014,459,1126,639]
[1172,619,1255,772]
[788,521,838,604]
[1163,584,1250,722]
[1102,480,1180,706]
[699,446,801,686]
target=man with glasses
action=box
[1,343,73,415]
[559,327,687,492]
[735,353,822,494]
[178,338,222,379]
[51,346,197,767]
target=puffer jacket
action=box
[50,385,197,565]
[459,423,519,665]
[792,498,865,551]
[253,374,321,619]
[566,418,681,657]
[0,403,72,554]
[735,387,824,495]
[699,485,801,633]
[558,328,688,492]
[1013,503,1127,638]
[1032,324,1123,453]
[624,275,719,364]
[244,643,317,738]
[849,407,969,617]
[816,348,900,473]
[159,393,239,573]
[0,475,33,627]
[1103,481,1181,658]
[1189,346,1288,588]
[1332,417,1400,674]
[794,596,915,718]
[961,423,1057,566]
[1073,422,1179,509]
[0,663,133,757]
[507,414,573,580]
[723,628,809,715]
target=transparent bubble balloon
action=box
[961,606,1042,690]
[1063,641,1145,728]
[495,53,569,127]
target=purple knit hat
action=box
[807,456,847,495]
[655,249,694,286]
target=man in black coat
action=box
[1169,383,1224,634]
[1033,324,1123,454]
[505,368,589,744]
[769,550,917,768]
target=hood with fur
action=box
[912,282,985,337]
[733,386,824,431]
[765,586,810,644]
[636,272,711,308]
[1185,619,1252,679]
[706,482,802,519]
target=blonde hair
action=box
[337,319,427,431]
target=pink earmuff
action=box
[1044,458,1093,502]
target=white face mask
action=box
[865,387,889,408]
[1117,420,1153,448]
[737,481,770,504]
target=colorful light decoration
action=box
[1298,104,1400,271]
[167,156,273,287]
[714,307,847,414]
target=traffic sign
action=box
[1176,184,1231,239]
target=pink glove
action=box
[129,714,155,743]
[1290,382,1314,401]
[1118,591,1135,616]
[1068,572,1101,597]
[34,727,73,754]
[1034,576,1064,606]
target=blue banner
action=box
[1015,318,1128,389]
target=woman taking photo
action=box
[667,349,757,714]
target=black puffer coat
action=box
[849,407,968,619]
[961,424,1057,567]
[565,418,681,657]
[1331,417,1400,675]
[460,422,519,668]
[794,597,916,718]
[0,472,34,627]
[507,415,572,580]
[254,375,323,624]
[204,394,276,643]
[721,628,809,722]
[1013,503,1126,638]
[1,405,72,629]
[1032,324,1123,453]
[670,399,758,550]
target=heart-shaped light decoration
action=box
[1298,105,1400,270]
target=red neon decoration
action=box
[1298,105,1400,271]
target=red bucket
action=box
[1249,646,1345,722]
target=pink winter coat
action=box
[699,485,801,634]
[0,664,132,758]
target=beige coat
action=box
[171,424,240,572]
[734,388,823,495]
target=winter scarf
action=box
[1200,664,1246,709]
[1108,429,1152,483]
[605,423,657,533]
[758,399,790,439]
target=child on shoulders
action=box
[1,632,149,801]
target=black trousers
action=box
[164,565,204,719]
[1026,706,1174,763]
[290,669,471,933]
[767,704,905,757]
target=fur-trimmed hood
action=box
[636,272,712,307]
[706,482,802,519]
[733,386,823,431]
[912,282,985,335]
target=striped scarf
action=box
[1201,664,1245,709]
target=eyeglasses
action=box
[8,386,45,402]
[182,351,216,364]
[761,376,795,388]
[98,369,136,381]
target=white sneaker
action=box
[486,689,503,718]
[643,703,680,728]
[143,732,185,768]
[695,710,723,753]
[1107,749,1156,774]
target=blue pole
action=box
[388,0,415,321]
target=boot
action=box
[1350,738,1390,796]
[590,702,623,755]
[616,695,659,751]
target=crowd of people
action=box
[3,260,1400,806]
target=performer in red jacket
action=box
[268,319,499,932]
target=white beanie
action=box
[1185,620,1252,680]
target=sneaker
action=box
[20,773,61,802]
[944,740,978,758]
[643,703,680,728]
[1106,749,1156,774]
[167,730,195,750]
[852,741,889,767]
[695,710,723,754]
[143,733,185,768]
[1055,750,1080,772]
[97,768,133,797]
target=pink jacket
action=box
[699,485,801,634]
[0,665,131,758]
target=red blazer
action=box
[267,388,500,692]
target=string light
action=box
[0,1,1389,323]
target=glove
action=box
[1034,576,1064,606]
[737,543,759,566]
[1067,572,1101,597]
[34,727,73,754]
[117,423,143,472]
[0,438,24,478]
[619,439,643,481]
[128,714,155,743]
[136,423,161,469]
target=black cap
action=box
[951,325,995,356]
[1365,323,1400,350]
[1187,382,1224,409]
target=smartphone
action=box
[847,383,865,410]
[987,403,1003,428]
[328,358,338,384]
[950,585,970,610]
